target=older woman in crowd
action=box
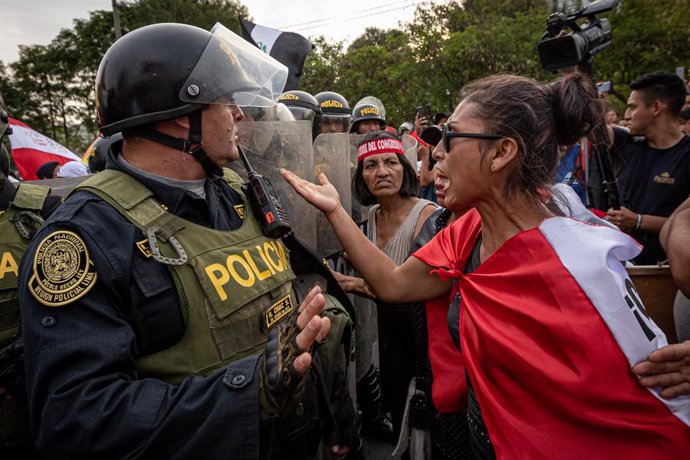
[341,130,436,442]
[283,72,690,458]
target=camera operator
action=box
[606,71,690,265]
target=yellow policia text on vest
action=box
[70,168,300,382]
[205,239,289,298]
[0,252,18,280]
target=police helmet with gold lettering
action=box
[349,103,385,134]
[315,91,350,134]
[277,90,322,140]
[95,22,287,175]
[97,23,287,135]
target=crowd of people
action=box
[1,19,690,460]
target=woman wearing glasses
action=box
[282,72,690,458]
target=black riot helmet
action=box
[277,90,322,140]
[96,22,287,175]
[315,91,351,134]
[349,103,385,134]
[86,133,123,173]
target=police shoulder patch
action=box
[29,230,97,307]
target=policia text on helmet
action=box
[96,23,286,177]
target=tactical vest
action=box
[0,183,48,449]
[0,184,49,343]
[74,169,299,383]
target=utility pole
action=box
[112,0,122,40]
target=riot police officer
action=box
[277,90,322,141]
[18,23,360,459]
[315,91,351,135]
[1,92,59,458]
[349,103,385,134]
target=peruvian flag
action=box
[7,118,80,180]
[425,292,467,413]
[414,209,690,458]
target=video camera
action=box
[537,0,617,72]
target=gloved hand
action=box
[260,286,330,419]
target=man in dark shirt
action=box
[607,72,690,264]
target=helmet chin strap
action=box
[134,108,222,177]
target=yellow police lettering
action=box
[0,251,19,279]
[257,245,277,275]
[203,244,291,299]
[227,254,255,288]
[205,263,231,301]
[276,241,289,267]
[321,100,344,109]
[263,241,284,272]
[360,107,379,116]
[243,249,272,281]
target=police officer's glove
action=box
[260,319,305,421]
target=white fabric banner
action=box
[249,23,282,54]
[8,118,79,160]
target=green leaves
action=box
[0,0,249,153]
[1,0,688,153]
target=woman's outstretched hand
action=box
[281,169,342,216]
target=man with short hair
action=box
[607,71,690,265]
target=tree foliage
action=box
[0,0,248,152]
[1,0,688,151]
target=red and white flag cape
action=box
[7,118,81,180]
[415,209,690,458]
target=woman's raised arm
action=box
[281,169,450,302]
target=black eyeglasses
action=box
[442,124,502,152]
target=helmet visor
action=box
[179,23,288,107]
[319,115,350,134]
[287,106,317,122]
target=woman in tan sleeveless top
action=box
[345,131,436,447]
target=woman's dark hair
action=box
[36,161,60,179]
[352,131,419,206]
[460,72,603,202]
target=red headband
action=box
[357,138,404,162]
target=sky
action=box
[1,0,433,64]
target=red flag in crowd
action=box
[7,118,81,180]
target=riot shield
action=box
[401,133,419,169]
[313,133,351,257]
[348,133,369,224]
[30,176,91,197]
[230,120,317,248]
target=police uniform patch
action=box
[264,294,294,330]
[29,231,97,307]
[233,204,246,220]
